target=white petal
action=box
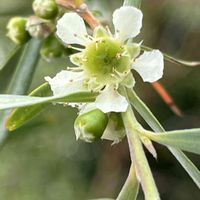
[101,113,125,144]
[113,6,143,41]
[95,85,128,113]
[133,50,164,82]
[45,70,85,96]
[56,13,88,46]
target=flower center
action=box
[82,37,131,84]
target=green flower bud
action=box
[26,16,54,39]
[74,108,109,143]
[32,0,58,19]
[7,17,30,45]
[40,34,65,58]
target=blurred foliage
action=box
[0,0,200,199]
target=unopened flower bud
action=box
[32,0,58,19]
[40,34,65,58]
[74,108,108,142]
[26,16,54,39]
[7,17,30,45]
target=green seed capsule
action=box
[74,108,109,143]
[40,34,65,58]
[32,0,58,19]
[7,17,30,45]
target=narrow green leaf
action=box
[127,88,200,188]
[121,105,160,200]
[141,45,200,67]
[116,164,139,200]
[123,0,141,8]
[7,39,43,94]
[0,45,20,71]
[0,91,97,110]
[0,32,21,71]
[0,38,42,148]
[143,129,200,155]
[6,83,52,131]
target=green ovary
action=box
[82,37,131,84]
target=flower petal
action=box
[133,50,164,82]
[113,6,143,41]
[101,113,125,144]
[95,85,128,113]
[45,70,85,96]
[56,13,88,46]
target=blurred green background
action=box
[0,0,200,199]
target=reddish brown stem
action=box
[152,81,183,117]
[56,0,100,29]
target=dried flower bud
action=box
[7,17,30,45]
[32,0,58,19]
[74,108,108,142]
[26,16,54,39]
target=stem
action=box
[56,1,100,29]
[141,45,200,67]
[77,4,100,29]
[0,38,42,148]
[121,106,160,200]
[127,88,200,188]
[116,164,139,200]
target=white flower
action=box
[46,6,164,114]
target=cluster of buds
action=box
[6,0,68,59]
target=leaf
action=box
[141,45,200,67]
[127,88,200,188]
[142,129,200,155]
[0,33,20,70]
[116,164,139,200]
[6,83,52,131]
[140,136,157,159]
[123,0,141,8]
[121,106,160,200]
[0,91,97,110]
[0,38,42,147]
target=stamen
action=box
[121,52,129,57]
[95,41,99,50]
[82,57,88,62]
[116,53,122,59]
[67,45,84,52]
[105,26,113,37]
[85,34,94,40]
[73,32,92,44]
[66,66,83,72]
